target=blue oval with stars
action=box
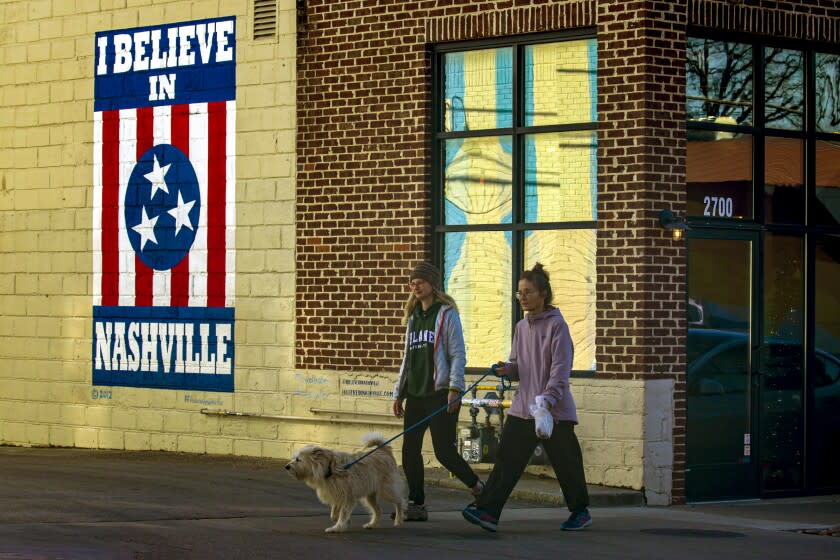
[125,144,201,271]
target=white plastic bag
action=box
[530,395,553,439]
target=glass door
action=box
[686,232,758,501]
[810,235,840,491]
[758,233,805,494]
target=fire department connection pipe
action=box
[199,408,400,427]
[200,374,512,426]
[461,398,511,408]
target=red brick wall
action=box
[296,1,601,372]
[690,0,840,42]
[296,0,430,370]
[296,0,840,503]
[296,0,690,375]
[595,0,688,379]
[596,0,690,501]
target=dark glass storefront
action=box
[685,34,840,500]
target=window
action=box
[686,36,840,226]
[686,37,755,220]
[433,33,597,371]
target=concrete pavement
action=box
[1,446,838,559]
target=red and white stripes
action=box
[92,101,235,308]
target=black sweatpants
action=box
[476,415,589,518]
[401,391,480,505]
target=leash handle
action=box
[490,363,512,391]
[339,365,511,472]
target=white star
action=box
[131,206,159,251]
[144,154,171,198]
[167,190,196,236]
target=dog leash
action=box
[333,364,511,475]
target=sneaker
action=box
[561,508,592,531]
[471,480,485,497]
[404,502,428,522]
[462,505,498,532]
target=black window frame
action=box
[686,28,840,234]
[431,29,598,376]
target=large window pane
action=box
[444,231,512,367]
[445,136,512,225]
[444,48,512,132]
[524,39,597,126]
[524,131,597,222]
[760,233,804,492]
[687,134,753,219]
[436,35,597,374]
[816,53,840,134]
[687,38,753,125]
[816,140,840,226]
[685,237,752,497]
[764,47,803,130]
[687,238,751,331]
[764,137,804,224]
[524,229,596,371]
[813,235,840,488]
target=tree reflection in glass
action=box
[816,53,840,134]
[687,38,753,125]
[764,47,803,130]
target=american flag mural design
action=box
[92,17,236,392]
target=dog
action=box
[285,432,407,533]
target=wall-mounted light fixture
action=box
[659,209,689,241]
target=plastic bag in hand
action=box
[530,396,553,439]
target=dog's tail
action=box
[361,431,388,449]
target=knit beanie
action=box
[410,262,441,288]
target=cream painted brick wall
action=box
[0,1,672,502]
[0,0,299,455]
[533,378,654,492]
[643,379,674,505]
[205,437,234,455]
[49,425,76,447]
[125,432,152,451]
[233,438,262,457]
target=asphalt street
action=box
[1,447,838,559]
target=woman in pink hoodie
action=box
[462,263,591,532]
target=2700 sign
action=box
[703,196,733,217]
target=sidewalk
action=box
[1,445,839,560]
[426,464,840,536]
[424,466,645,507]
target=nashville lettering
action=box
[94,320,232,375]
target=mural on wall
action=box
[91,17,236,392]
[442,40,597,371]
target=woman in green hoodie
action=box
[392,262,484,521]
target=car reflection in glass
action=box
[687,328,840,490]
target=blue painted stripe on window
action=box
[443,54,467,281]
[524,46,537,227]
[497,48,513,149]
[444,201,467,291]
[445,52,467,160]
[588,39,598,219]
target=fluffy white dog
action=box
[285,432,408,533]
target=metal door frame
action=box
[685,228,762,502]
